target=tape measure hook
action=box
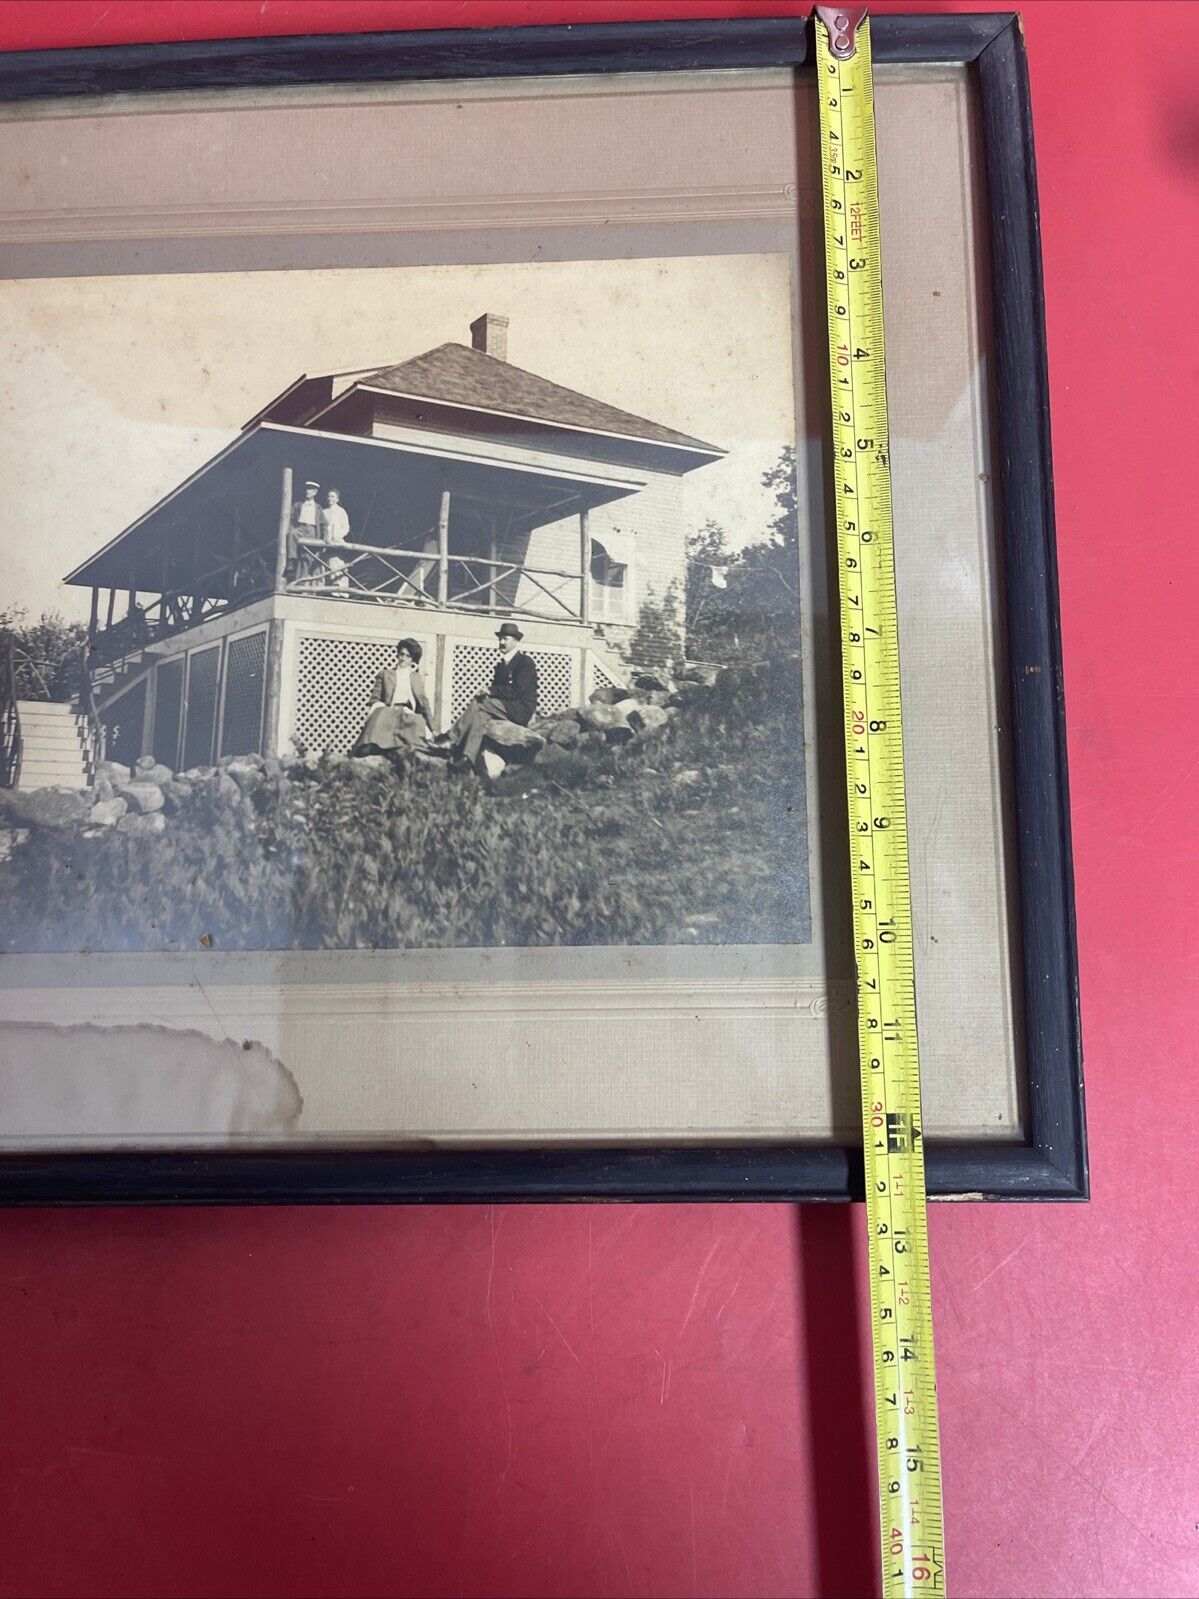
[815,4,866,59]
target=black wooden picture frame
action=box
[0,12,1086,1205]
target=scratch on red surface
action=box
[678,1237,720,1338]
[720,1422,748,1519]
[1113,755,1199,854]
[965,1368,1170,1577]
[714,1274,743,1322]
[971,1240,1029,1291]
[527,1285,581,1366]
[689,1485,698,1593]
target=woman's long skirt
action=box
[352,704,427,753]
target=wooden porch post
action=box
[88,587,99,646]
[275,466,293,591]
[487,523,498,613]
[141,661,157,761]
[579,506,591,624]
[105,588,116,629]
[437,488,451,606]
[262,618,285,758]
[263,470,294,750]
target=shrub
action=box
[1,608,87,702]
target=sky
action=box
[0,254,797,622]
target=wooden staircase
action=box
[92,649,152,708]
[13,700,91,791]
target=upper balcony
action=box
[70,420,653,675]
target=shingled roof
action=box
[350,342,722,456]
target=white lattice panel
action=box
[448,644,499,722]
[294,632,431,755]
[527,649,576,715]
[448,643,575,722]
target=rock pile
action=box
[0,750,287,849]
[460,665,712,779]
[88,753,244,837]
[0,662,723,849]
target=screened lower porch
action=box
[94,593,630,773]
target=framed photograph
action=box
[0,13,1085,1203]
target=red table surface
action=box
[0,4,1195,1597]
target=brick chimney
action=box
[470,312,509,362]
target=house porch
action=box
[92,592,630,772]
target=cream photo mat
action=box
[0,65,1023,1149]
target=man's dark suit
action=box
[448,648,540,766]
[488,650,538,726]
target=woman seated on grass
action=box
[352,638,436,755]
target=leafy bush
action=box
[0,658,810,953]
[1,608,87,702]
[685,447,803,666]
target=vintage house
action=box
[8,314,723,786]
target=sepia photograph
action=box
[0,48,1053,1174]
[0,255,812,954]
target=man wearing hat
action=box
[442,622,539,769]
[287,479,321,577]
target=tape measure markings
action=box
[815,14,946,1598]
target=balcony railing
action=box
[85,535,591,684]
[287,536,585,622]
[88,545,276,670]
[78,659,106,779]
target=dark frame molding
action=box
[0,12,1086,1204]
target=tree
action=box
[684,448,802,664]
[685,519,734,635]
[0,608,88,702]
[761,446,799,554]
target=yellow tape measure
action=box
[815,10,946,1596]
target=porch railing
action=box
[1,635,21,789]
[288,537,585,623]
[89,546,275,670]
[78,659,106,781]
[85,528,593,684]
